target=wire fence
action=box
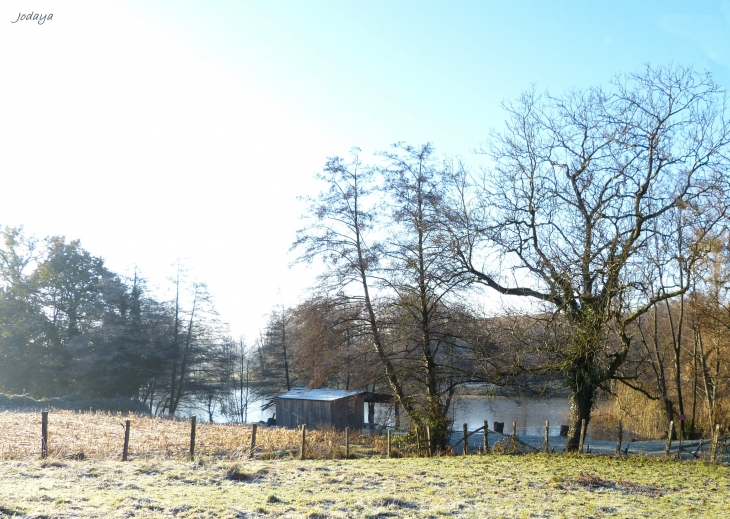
[1,410,727,463]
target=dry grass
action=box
[0,410,391,461]
[592,388,669,440]
[592,385,726,441]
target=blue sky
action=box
[1,1,729,339]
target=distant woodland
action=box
[2,65,730,452]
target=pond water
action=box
[174,391,271,425]
[451,395,571,437]
[188,392,579,438]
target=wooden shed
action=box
[275,388,392,431]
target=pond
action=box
[365,394,577,438]
[188,391,583,438]
[451,395,571,437]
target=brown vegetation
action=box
[0,410,391,461]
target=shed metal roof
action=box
[276,388,362,402]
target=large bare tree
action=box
[447,65,730,450]
[294,146,490,451]
[293,149,420,435]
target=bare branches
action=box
[292,144,501,451]
[444,64,730,450]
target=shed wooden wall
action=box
[331,394,364,431]
[275,394,364,431]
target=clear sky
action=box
[2,1,729,340]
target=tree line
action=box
[0,229,236,420]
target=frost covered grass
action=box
[0,454,727,518]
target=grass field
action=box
[0,455,728,518]
[0,411,728,518]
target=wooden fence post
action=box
[426,426,431,457]
[122,420,131,461]
[677,426,683,460]
[665,420,674,457]
[300,424,306,460]
[544,420,549,453]
[483,420,489,454]
[345,427,349,459]
[512,421,517,438]
[463,423,469,455]
[41,411,48,459]
[189,416,197,461]
[615,420,622,456]
[711,424,720,462]
[387,429,392,458]
[578,419,586,453]
[250,423,257,458]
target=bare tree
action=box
[228,338,254,423]
[294,146,493,451]
[447,65,730,449]
[686,232,730,431]
[377,143,485,448]
[287,297,376,391]
[293,149,417,429]
[254,306,295,399]
[155,264,224,417]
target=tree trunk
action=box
[666,292,686,438]
[566,386,594,451]
[171,286,197,415]
[207,394,214,423]
[169,270,181,416]
[650,305,674,429]
[425,394,448,453]
[280,310,291,391]
[565,358,597,452]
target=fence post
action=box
[426,426,431,457]
[345,427,349,459]
[189,416,197,461]
[463,423,469,455]
[41,411,48,459]
[711,424,720,462]
[483,420,489,454]
[544,420,549,453]
[615,419,622,456]
[512,421,517,438]
[250,423,257,458]
[677,426,683,460]
[578,419,586,453]
[388,429,393,458]
[665,420,674,457]
[122,420,131,461]
[300,424,306,460]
